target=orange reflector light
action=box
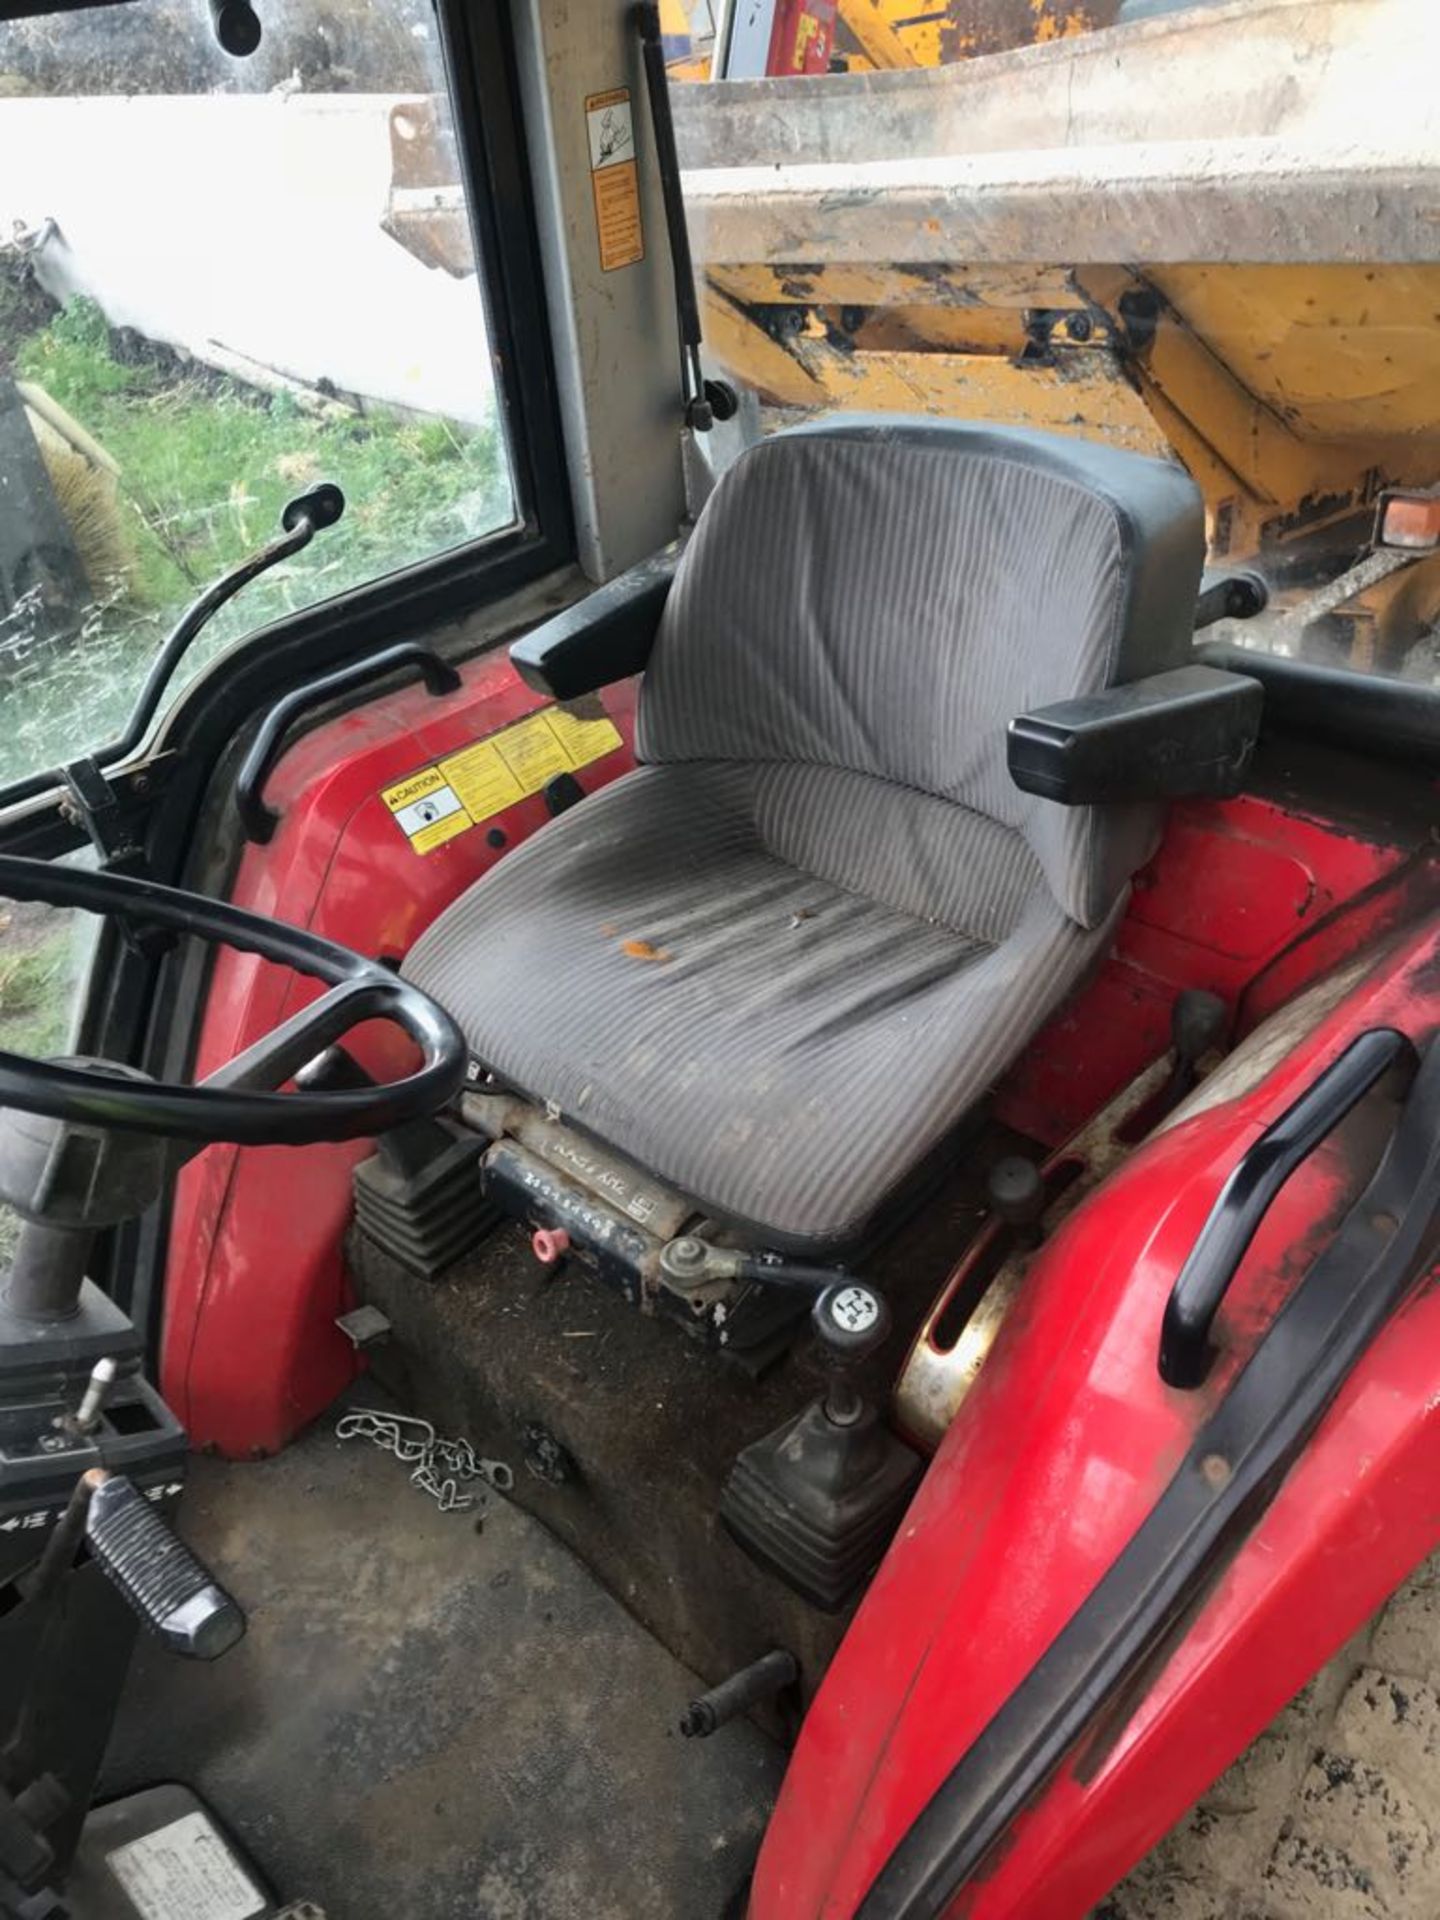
[1378,492,1440,551]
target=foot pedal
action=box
[353,1121,493,1279]
[84,1473,245,1660]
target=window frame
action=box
[0,0,574,820]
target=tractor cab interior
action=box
[2,3,1440,1919]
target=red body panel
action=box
[994,794,1417,1145]
[162,654,637,1453]
[750,920,1440,1919]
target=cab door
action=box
[0,0,680,1405]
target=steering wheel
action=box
[0,855,467,1145]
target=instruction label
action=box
[107,1811,265,1920]
[381,706,624,855]
[584,87,644,272]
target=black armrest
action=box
[1008,664,1263,804]
[510,548,678,700]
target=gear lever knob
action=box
[812,1281,891,1362]
[812,1282,891,1427]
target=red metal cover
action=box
[750,919,1440,1917]
[767,0,838,74]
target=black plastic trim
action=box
[1160,1027,1411,1387]
[236,642,460,844]
[510,549,676,699]
[859,1029,1440,1920]
[1198,643,1440,767]
[1193,571,1267,631]
[1008,663,1262,805]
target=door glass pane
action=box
[0,0,514,787]
[0,849,100,1263]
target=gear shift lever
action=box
[721,1275,920,1610]
[813,1282,891,1426]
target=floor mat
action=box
[99,1404,784,1920]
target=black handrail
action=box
[1159,1025,1414,1387]
[235,641,460,845]
[1193,570,1267,630]
[1197,640,1440,765]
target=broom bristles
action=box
[24,401,133,598]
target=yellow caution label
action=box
[548,705,627,765]
[380,766,472,855]
[584,88,644,273]
[438,740,526,821]
[381,706,624,855]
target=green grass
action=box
[0,927,73,1059]
[2,296,512,786]
[0,913,79,1270]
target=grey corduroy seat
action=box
[405,418,1205,1250]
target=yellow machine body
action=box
[675,0,1440,670]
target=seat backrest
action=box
[637,417,1206,929]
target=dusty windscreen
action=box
[0,0,514,789]
[0,0,517,1239]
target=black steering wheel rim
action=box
[0,855,468,1145]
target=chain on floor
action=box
[335,1407,514,1512]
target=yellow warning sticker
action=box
[548,704,627,765]
[491,716,572,794]
[380,766,472,855]
[438,740,526,822]
[584,87,644,273]
[382,706,624,855]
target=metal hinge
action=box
[56,755,169,876]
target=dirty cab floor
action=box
[98,1403,783,1920]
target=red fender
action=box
[752,919,1440,1918]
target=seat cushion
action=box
[404,761,1118,1249]
[639,417,1206,928]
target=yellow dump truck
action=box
[669,0,1440,678]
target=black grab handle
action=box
[1159,1026,1415,1388]
[236,642,460,844]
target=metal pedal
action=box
[83,1473,245,1661]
